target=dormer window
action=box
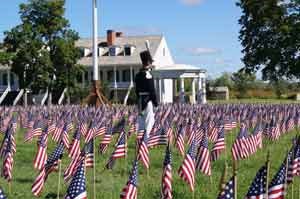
[124,45,136,56]
[79,47,91,57]
[109,46,121,56]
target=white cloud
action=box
[184,47,221,56]
[180,0,204,6]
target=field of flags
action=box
[0,104,300,198]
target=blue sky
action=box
[0,0,243,78]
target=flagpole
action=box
[219,162,227,192]
[284,150,289,197]
[93,137,96,199]
[57,161,62,199]
[265,150,270,199]
[233,160,237,199]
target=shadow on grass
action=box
[16,178,32,183]
[45,192,62,199]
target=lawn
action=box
[1,126,300,199]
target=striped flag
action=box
[99,125,113,154]
[33,131,48,171]
[245,165,267,199]
[32,143,64,196]
[69,129,81,159]
[65,160,87,199]
[148,128,168,148]
[211,127,225,162]
[161,144,172,199]
[178,139,197,192]
[84,138,94,168]
[1,131,14,182]
[137,133,150,169]
[175,125,185,156]
[120,159,138,199]
[196,133,211,176]
[85,121,97,143]
[106,132,127,169]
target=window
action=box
[84,71,89,81]
[10,74,14,86]
[107,70,120,82]
[122,70,131,82]
[163,47,166,56]
[124,47,131,56]
[2,73,7,86]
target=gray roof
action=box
[76,35,163,67]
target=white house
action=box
[0,30,207,105]
[76,30,207,104]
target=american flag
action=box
[245,165,267,199]
[211,127,225,162]
[52,123,63,142]
[178,139,197,192]
[60,125,70,150]
[1,131,14,182]
[268,151,292,198]
[0,187,7,199]
[196,133,211,176]
[232,123,249,160]
[32,143,64,196]
[64,153,83,182]
[33,131,48,171]
[161,144,172,199]
[99,125,113,154]
[84,121,97,143]
[65,160,87,199]
[217,176,235,199]
[106,132,127,169]
[137,133,150,169]
[84,138,94,168]
[175,125,185,156]
[94,122,107,138]
[148,128,168,148]
[120,159,138,199]
[79,120,88,137]
[69,129,81,159]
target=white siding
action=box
[153,37,174,67]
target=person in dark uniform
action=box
[135,50,158,136]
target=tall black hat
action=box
[140,50,154,66]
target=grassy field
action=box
[0,127,300,199]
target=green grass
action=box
[1,127,300,199]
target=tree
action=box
[231,69,256,98]
[237,0,300,81]
[213,72,234,89]
[2,0,84,93]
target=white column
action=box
[158,78,162,103]
[180,78,185,103]
[7,70,11,90]
[202,76,207,104]
[130,66,134,87]
[114,65,117,89]
[92,0,99,81]
[192,78,196,104]
[197,74,202,104]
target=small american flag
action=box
[106,132,127,169]
[0,187,7,199]
[120,159,138,199]
[65,160,87,199]
[33,131,48,171]
[245,165,267,198]
[268,151,292,198]
[175,125,185,156]
[148,128,168,148]
[84,138,94,168]
[32,143,64,196]
[1,132,14,182]
[61,125,70,150]
[196,133,211,176]
[178,139,197,192]
[84,121,97,143]
[217,176,235,199]
[161,144,172,199]
[211,127,225,162]
[99,125,113,154]
[137,133,150,169]
[69,129,81,159]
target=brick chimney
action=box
[116,32,123,37]
[107,30,116,46]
